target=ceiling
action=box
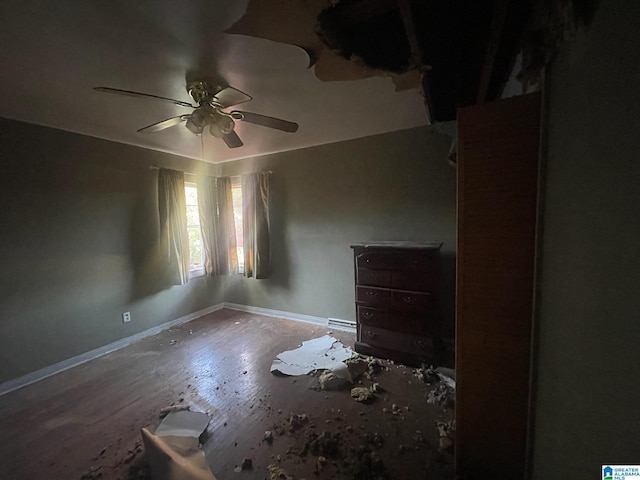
[0,0,430,164]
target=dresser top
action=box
[350,241,443,250]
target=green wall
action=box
[0,119,224,383]
[532,0,640,477]
[220,126,457,336]
[0,120,456,386]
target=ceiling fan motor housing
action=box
[187,80,222,106]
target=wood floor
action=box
[0,309,454,479]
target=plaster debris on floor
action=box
[270,335,355,376]
[142,409,216,480]
[73,319,455,480]
[350,386,375,402]
[259,353,455,478]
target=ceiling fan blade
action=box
[137,115,190,133]
[94,87,195,108]
[222,130,244,148]
[214,86,253,108]
[230,111,298,133]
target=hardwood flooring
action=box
[0,309,454,479]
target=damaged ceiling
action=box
[0,0,428,164]
[0,0,585,164]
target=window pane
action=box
[231,180,244,272]
[185,184,198,205]
[186,205,200,227]
[187,226,203,269]
[184,181,204,273]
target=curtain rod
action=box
[149,165,272,175]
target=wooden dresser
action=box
[350,242,442,365]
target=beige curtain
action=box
[158,168,190,285]
[242,172,270,279]
[197,176,237,276]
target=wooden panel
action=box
[456,93,541,479]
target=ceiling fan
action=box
[93,80,299,148]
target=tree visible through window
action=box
[184,181,204,276]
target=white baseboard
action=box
[0,303,224,397]
[328,317,357,331]
[223,303,356,333]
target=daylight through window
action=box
[184,181,204,276]
[231,177,244,274]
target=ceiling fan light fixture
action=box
[192,109,210,127]
[209,111,234,138]
[210,118,232,138]
[185,108,211,135]
[185,116,204,135]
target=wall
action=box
[0,119,224,383]
[220,126,457,337]
[532,0,640,477]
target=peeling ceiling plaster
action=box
[0,0,428,164]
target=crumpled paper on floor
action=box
[141,410,216,480]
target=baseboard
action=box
[0,303,224,397]
[224,303,356,333]
[328,317,357,332]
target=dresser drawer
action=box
[359,268,436,292]
[357,286,432,311]
[357,268,392,288]
[356,286,392,308]
[391,289,432,311]
[357,306,389,328]
[391,270,436,292]
[356,251,437,272]
[358,325,435,357]
[358,306,437,335]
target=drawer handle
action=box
[366,290,379,297]
[402,295,417,304]
[362,311,374,320]
[365,330,377,339]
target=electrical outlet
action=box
[122,311,131,323]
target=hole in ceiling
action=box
[315,0,413,74]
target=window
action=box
[231,176,244,274]
[184,180,204,277]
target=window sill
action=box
[189,268,205,279]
